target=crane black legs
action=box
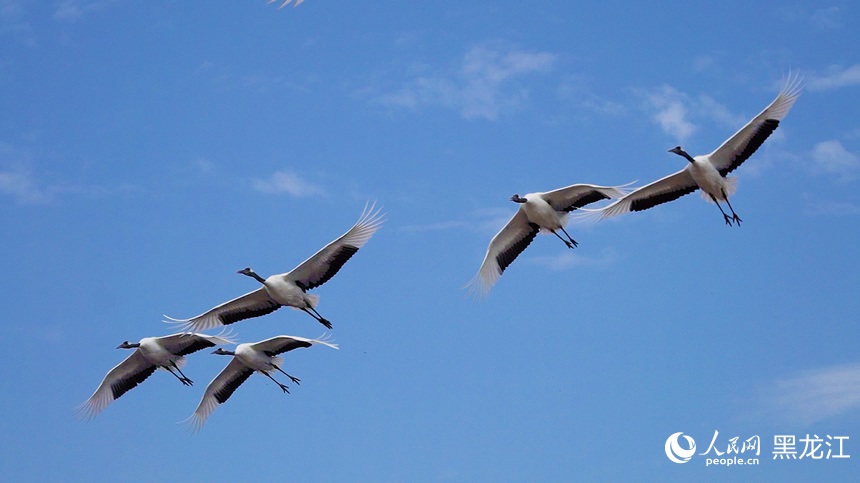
[263,364,301,393]
[711,192,742,226]
[261,371,291,393]
[552,227,579,249]
[302,307,332,329]
[273,365,301,385]
[166,361,194,386]
[723,193,742,226]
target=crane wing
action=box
[709,74,803,176]
[186,358,255,432]
[542,183,632,212]
[467,209,540,299]
[76,351,157,420]
[285,203,384,292]
[163,287,280,333]
[591,169,698,218]
[252,334,339,356]
[157,331,237,356]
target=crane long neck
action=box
[247,271,266,284]
[680,150,696,163]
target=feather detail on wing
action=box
[76,351,157,421]
[542,182,635,212]
[287,202,384,292]
[709,73,803,176]
[185,358,255,432]
[163,288,280,333]
[252,334,340,355]
[158,330,238,356]
[270,0,304,8]
[467,210,540,299]
[577,170,698,221]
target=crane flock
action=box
[80,204,382,430]
[79,76,802,431]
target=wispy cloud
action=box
[809,140,860,180]
[193,157,215,174]
[641,85,752,143]
[643,85,697,140]
[808,64,860,91]
[240,72,309,94]
[0,143,116,204]
[811,6,842,30]
[780,5,844,32]
[754,362,860,426]
[557,75,625,116]
[0,0,35,46]
[0,166,137,204]
[376,42,557,120]
[0,0,23,17]
[0,168,52,204]
[401,206,512,235]
[802,199,860,217]
[399,220,468,233]
[528,247,618,271]
[53,0,116,22]
[251,170,326,197]
[692,54,719,73]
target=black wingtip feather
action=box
[110,365,157,400]
[174,338,218,357]
[562,190,610,212]
[630,185,698,212]
[496,223,540,273]
[214,369,255,404]
[719,119,780,176]
[272,339,314,355]
[302,245,360,291]
[219,303,281,325]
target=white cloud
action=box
[376,43,557,121]
[528,247,618,271]
[53,1,84,21]
[810,140,860,180]
[251,170,326,197]
[803,200,860,217]
[0,0,35,46]
[811,6,842,30]
[645,85,697,140]
[692,54,718,73]
[53,0,115,22]
[557,76,625,116]
[697,95,748,128]
[809,64,860,91]
[399,220,468,233]
[0,168,51,204]
[1,142,137,204]
[400,206,512,234]
[642,85,752,143]
[0,166,137,204]
[193,157,215,174]
[757,362,860,426]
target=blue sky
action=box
[2,1,858,481]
